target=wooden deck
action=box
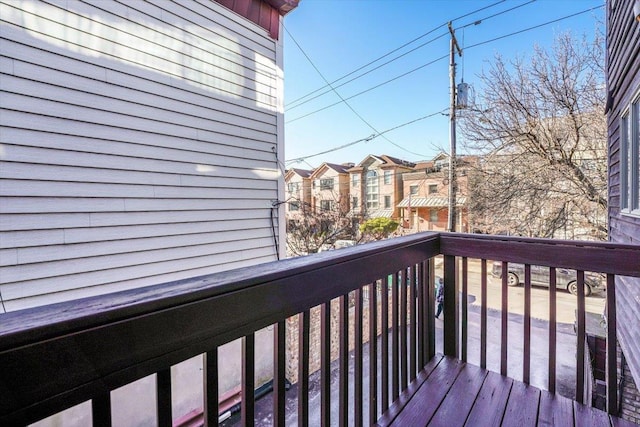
[376,354,636,427]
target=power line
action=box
[464,4,604,50]
[286,109,447,164]
[285,31,449,112]
[285,4,603,125]
[286,24,437,161]
[285,0,508,109]
[285,54,448,124]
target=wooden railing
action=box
[1,233,638,426]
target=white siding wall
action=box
[0,0,283,312]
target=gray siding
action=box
[606,0,640,384]
[0,0,283,311]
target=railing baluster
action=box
[524,264,531,384]
[204,349,219,427]
[321,303,331,426]
[427,258,435,361]
[606,274,618,415]
[443,255,458,357]
[480,259,487,369]
[354,289,363,427]
[339,294,349,427]
[549,267,557,393]
[369,281,378,424]
[92,392,111,427]
[461,257,468,363]
[576,270,586,404]
[417,262,425,369]
[298,311,310,427]
[242,334,255,427]
[391,271,399,401]
[501,261,508,376]
[274,321,286,427]
[381,276,389,412]
[409,264,417,380]
[400,269,408,391]
[157,368,172,427]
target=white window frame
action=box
[384,195,391,209]
[620,89,640,217]
[410,185,419,195]
[319,178,334,190]
[384,170,392,185]
[366,170,379,209]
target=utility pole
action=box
[447,22,462,233]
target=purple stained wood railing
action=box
[1,232,639,426]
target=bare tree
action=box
[461,32,607,240]
[285,193,359,256]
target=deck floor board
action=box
[376,354,632,427]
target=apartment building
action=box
[347,154,415,220]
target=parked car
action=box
[491,261,605,296]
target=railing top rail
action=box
[440,233,640,277]
[0,232,439,346]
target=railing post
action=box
[204,349,219,427]
[426,258,435,360]
[606,274,618,415]
[320,304,331,426]
[92,393,111,427]
[273,321,286,427]
[298,312,310,427]
[549,268,557,393]
[501,261,508,376]
[576,271,586,404]
[480,259,487,369]
[443,255,458,357]
[241,334,255,427]
[157,368,172,427]
[461,257,468,363]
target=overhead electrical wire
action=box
[285,3,602,125]
[285,31,449,112]
[285,54,449,124]
[285,0,509,109]
[287,0,536,112]
[286,109,447,164]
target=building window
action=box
[384,170,392,185]
[621,89,640,216]
[430,209,438,222]
[366,170,379,209]
[289,201,300,211]
[384,195,391,209]
[352,197,359,209]
[428,184,438,194]
[352,174,360,187]
[320,200,332,211]
[287,182,299,192]
[410,185,419,195]
[319,178,334,190]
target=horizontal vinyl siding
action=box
[606,0,640,387]
[0,0,282,311]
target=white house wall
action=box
[0,0,283,311]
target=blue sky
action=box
[282,0,604,169]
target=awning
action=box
[397,196,467,208]
[368,209,394,218]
